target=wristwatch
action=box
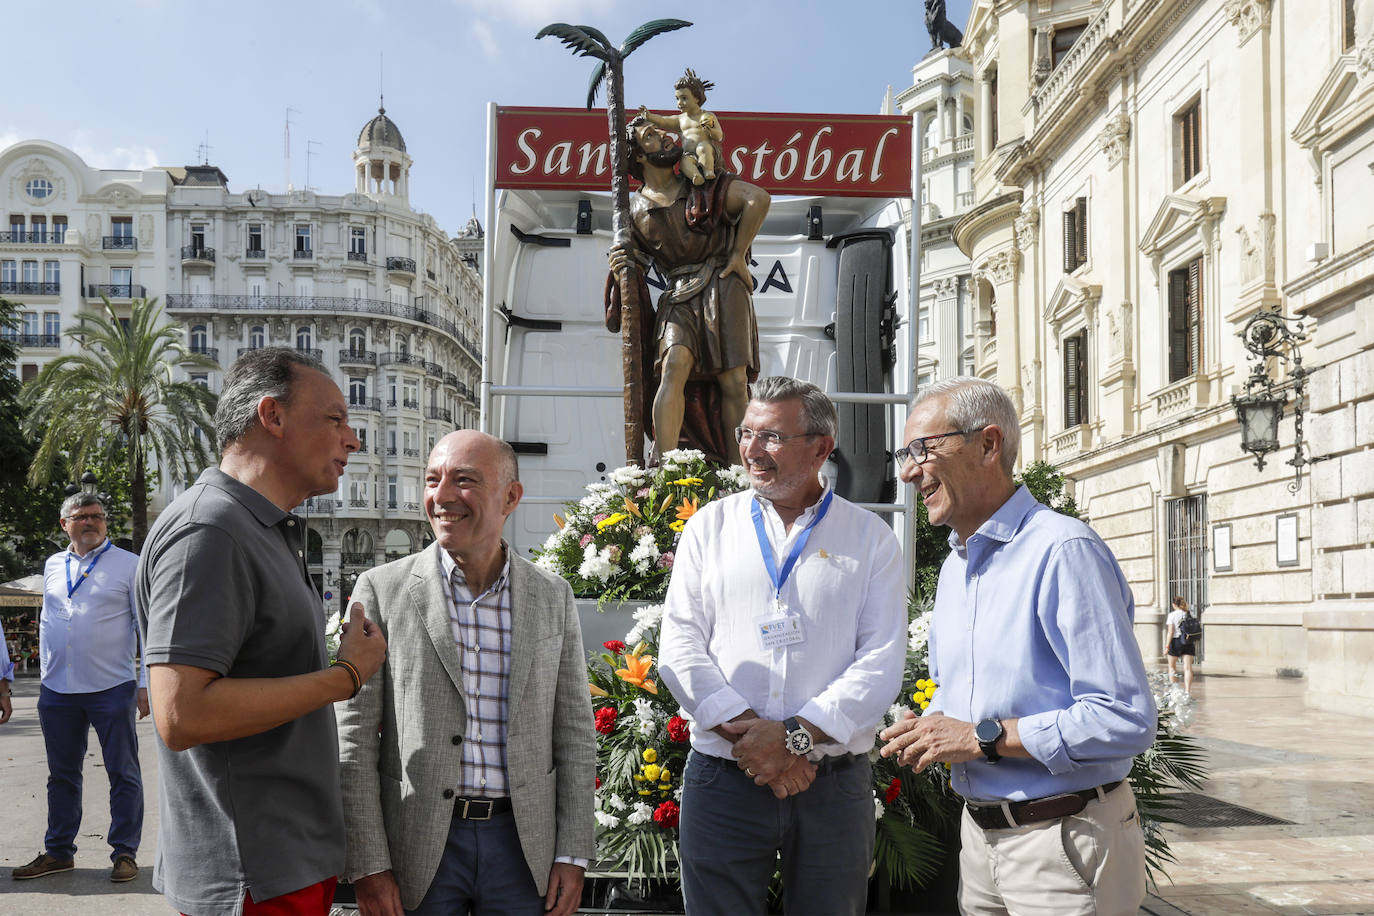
[974,718,1004,763]
[783,717,814,756]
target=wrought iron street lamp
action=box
[80,471,99,496]
[1231,310,1311,491]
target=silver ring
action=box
[746,767,756,777]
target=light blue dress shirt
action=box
[41,539,146,693]
[926,486,1155,803]
[0,618,14,682]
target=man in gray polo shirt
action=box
[138,348,387,916]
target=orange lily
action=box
[675,496,699,522]
[615,651,659,694]
[624,498,642,518]
[553,513,566,529]
[589,683,608,698]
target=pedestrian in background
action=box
[1165,596,1197,696]
[13,494,147,883]
[0,617,14,724]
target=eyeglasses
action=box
[894,427,987,467]
[734,426,819,452]
[64,512,107,523]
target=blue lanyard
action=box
[749,489,834,604]
[65,540,112,599]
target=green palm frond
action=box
[535,23,612,59]
[586,61,608,110]
[620,18,692,58]
[874,815,946,890]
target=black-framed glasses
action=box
[894,427,987,467]
[734,426,819,452]
[64,512,107,523]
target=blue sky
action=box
[5,0,973,234]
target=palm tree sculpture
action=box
[21,296,218,549]
[537,18,691,467]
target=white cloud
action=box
[68,129,163,170]
[453,0,617,29]
[469,19,500,58]
[0,128,21,152]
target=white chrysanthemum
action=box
[624,604,665,644]
[324,613,342,656]
[534,553,560,573]
[578,544,618,582]
[542,530,562,551]
[627,802,654,826]
[629,534,658,574]
[873,798,885,821]
[633,697,658,736]
[609,465,648,486]
[606,793,628,811]
[674,785,683,801]
[908,611,933,654]
[594,810,622,829]
[721,464,751,490]
[887,703,912,727]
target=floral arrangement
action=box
[533,450,749,605]
[587,604,689,881]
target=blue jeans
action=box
[37,681,143,861]
[407,809,542,916]
[679,751,875,916]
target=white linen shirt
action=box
[41,538,146,693]
[658,486,906,760]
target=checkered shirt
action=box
[440,545,513,798]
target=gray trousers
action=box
[678,751,874,916]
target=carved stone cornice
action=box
[1224,0,1272,47]
[975,248,1020,285]
[1014,206,1040,251]
[1097,112,1132,169]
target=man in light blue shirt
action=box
[0,617,14,724]
[881,377,1155,916]
[13,493,147,884]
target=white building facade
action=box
[955,0,1374,715]
[2,107,484,609]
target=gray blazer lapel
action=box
[412,543,465,690]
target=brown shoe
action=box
[13,852,75,879]
[110,854,138,883]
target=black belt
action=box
[965,780,1123,830]
[453,796,512,820]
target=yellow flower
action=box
[624,498,642,518]
[924,685,936,699]
[597,512,629,531]
[642,748,658,763]
[615,653,659,695]
[669,520,686,532]
[675,497,699,522]
[911,692,921,704]
[633,773,646,782]
[643,764,661,781]
[658,784,672,790]
[670,477,704,486]
[589,683,608,698]
[919,699,930,710]
[638,789,652,796]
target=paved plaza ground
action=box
[1,671,1371,915]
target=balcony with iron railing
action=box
[301,497,340,515]
[348,396,381,412]
[402,448,421,458]
[293,248,314,260]
[346,250,369,264]
[1,230,66,244]
[185,345,219,362]
[103,236,137,250]
[442,372,459,388]
[379,351,424,368]
[425,406,453,423]
[245,248,266,259]
[402,398,420,410]
[423,360,444,378]
[349,498,370,508]
[0,281,59,296]
[386,256,416,275]
[181,246,216,263]
[341,551,373,566]
[294,347,324,362]
[164,294,481,360]
[339,348,377,366]
[12,333,61,348]
[385,447,397,457]
[87,284,145,299]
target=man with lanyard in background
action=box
[14,492,147,883]
[658,376,906,915]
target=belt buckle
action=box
[460,798,494,820]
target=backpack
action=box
[1179,614,1202,642]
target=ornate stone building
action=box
[954,0,1374,715]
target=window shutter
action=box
[1168,268,1190,382]
[1076,331,1089,426]
[1075,197,1089,266]
[1064,334,1080,427]
[1187,257,1203,376]
[1062,209,1078,273]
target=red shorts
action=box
[182,877,338,916]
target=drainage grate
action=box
[1161,792,1293,828]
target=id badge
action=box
[755,613,805,651]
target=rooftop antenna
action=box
[195,131,213,166]
[284,107,299,190]
[306,140,321,190]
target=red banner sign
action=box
[494,106,911,198]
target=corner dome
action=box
[358,106,406,153]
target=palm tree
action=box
[537,18,691,466]
[21,296,218,549]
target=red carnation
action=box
[667,715,691,743]
[603,640,627,654]
[884,777,902,804]
[596,776,601,789]
[594,707,618,735]
[653,800,680,829]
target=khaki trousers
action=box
[957,780,1146,916]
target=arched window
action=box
[190,325,208,352]
[249,325,265,349]
[296,326,313,350]
[348,328,366,355]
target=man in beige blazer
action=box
[337,430,595,916]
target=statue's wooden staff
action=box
[537,19,691,467]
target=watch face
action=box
[974,718,1002,743]
[786,729,813,754]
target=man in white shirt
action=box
[14,494,147,883]
[658,377,906,916]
